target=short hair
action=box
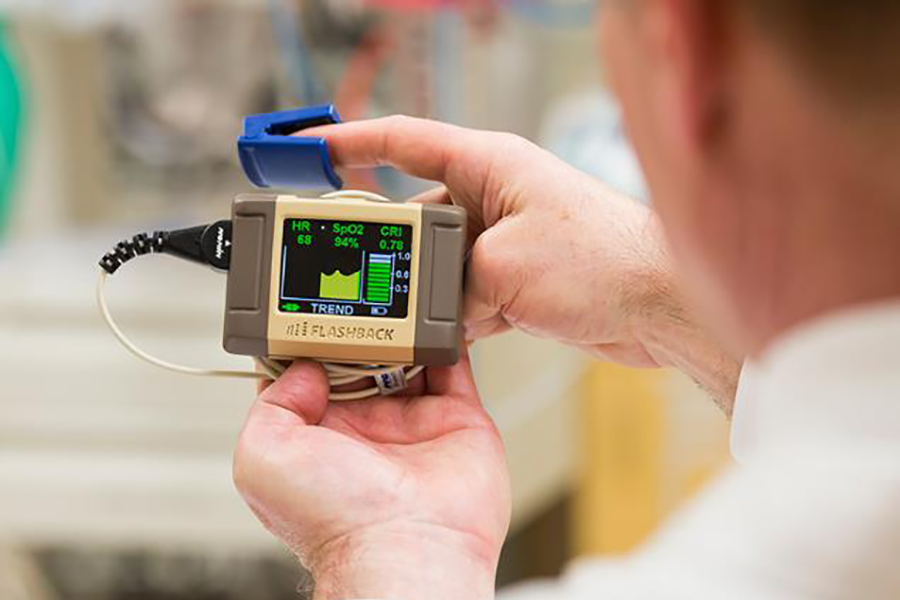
[743,0,900,107]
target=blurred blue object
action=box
[0,23,23,238]
[267,0,323,104]
[505,0,596,29]
[540,89,648,202]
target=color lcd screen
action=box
[278,218,413,318]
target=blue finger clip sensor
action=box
[238,104,343,191]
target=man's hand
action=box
[306,117,740,406]
[306,117,661,365]
[233,351,510,600]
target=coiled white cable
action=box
[95,189,425,401]
[97,270,424,400]
[321,189,392,203]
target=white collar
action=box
[731,300,900,464]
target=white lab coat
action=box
[499,301,900,599]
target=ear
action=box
[647,0,733,149]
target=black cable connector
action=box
[99,231,166,274]
[99,220,233,275]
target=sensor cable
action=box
[96,191,424,401]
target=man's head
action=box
[598,0,900,355]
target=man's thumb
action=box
[256,360,331,426]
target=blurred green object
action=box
[0,23,23,238]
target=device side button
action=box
[429,225,464,322]
[228,215,264,311]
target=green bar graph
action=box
[365,254,393,304]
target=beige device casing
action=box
[223,194,466,366]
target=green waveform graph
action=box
[319,269,361,301]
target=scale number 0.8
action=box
[393,252,412,293]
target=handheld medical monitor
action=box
[224,194,466,366]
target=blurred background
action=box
[0,1,729,598]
